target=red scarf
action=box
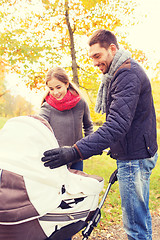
[45,90,81,111]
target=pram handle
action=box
[82,169,118,239]
[109,168,118,184]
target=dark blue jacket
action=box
[75,59,158,160]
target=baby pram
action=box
[0,115,117,240]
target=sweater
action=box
[39,98,93,147]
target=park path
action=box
[73,213,160,240]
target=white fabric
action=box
[0,116,104,236]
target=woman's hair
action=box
[46,67,69,86]
[41,67,80,105]
[88,29,119,50]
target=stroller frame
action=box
[82,169,118,240]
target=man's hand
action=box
[41,146,80,169]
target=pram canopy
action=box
[0,116,104,240]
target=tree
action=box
[0,0,148,122]
[0,92,35,117]
[0,57,9,98]
[0,0,143,86]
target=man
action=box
[41,29,158,240]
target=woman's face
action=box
[47,77,69,100]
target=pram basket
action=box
[0,116,107,240]
[0,116,118,240]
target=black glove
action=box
[41,146,81,169]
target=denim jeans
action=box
[117,152,158,240]
[70,160,83,171]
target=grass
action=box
[0,117,8,129]
[84,153,122,226]
[149,128,160,213]
[0,117,160,228]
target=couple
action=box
[40,29,158,240]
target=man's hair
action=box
[88,29,119,50]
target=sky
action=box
[127,0,160,63]
[6,0,160,111]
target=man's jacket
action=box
[75,59,158,160]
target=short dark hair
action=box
[88,29,119,50]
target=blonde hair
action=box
[41,67,80,105]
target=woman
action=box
[39,67,93,172]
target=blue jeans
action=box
[117,153,158,240]
[70,160,83,171]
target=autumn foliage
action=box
[0,0,159,122]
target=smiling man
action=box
[88,31,118,74]
[41,29,158,240]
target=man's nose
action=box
[93,59,99,66]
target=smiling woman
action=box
[39,67,94,240]
[39,66,94,171]
[47,78,69,100]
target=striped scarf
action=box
[95,49,131,114]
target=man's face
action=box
[89,43,116,74]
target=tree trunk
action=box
[65,0,79,86]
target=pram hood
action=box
[0,116,104,233]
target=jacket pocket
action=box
[110,139,127,159]
[143,133,153,157]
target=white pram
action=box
[0,115,104,240]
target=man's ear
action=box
[110,43,117,55]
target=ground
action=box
[73,213,160,240]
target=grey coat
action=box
[39,98,93,147]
